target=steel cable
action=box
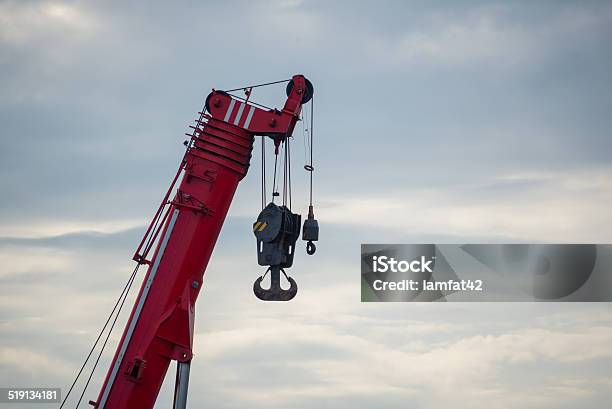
[223,78,290,93]
[74,265,139,408]
[60,262,141,408]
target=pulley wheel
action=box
[204,90,230,113]
[286,78,314,104]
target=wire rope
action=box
[60,262,141,408]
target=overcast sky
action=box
[1,1,612,408]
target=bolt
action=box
[192,281,199,289]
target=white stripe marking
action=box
[243,105,256,129]
[98,209,180,409]
[223,99,236,122]
[233,102,245,126]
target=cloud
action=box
[358,3,612,72]
[320,168,612,242]
[0,244,74,278]
[0,1,97,47]
[178,282,612,409]
[0,346,73,378]
[0,218,148,239]
[1,226,611,408]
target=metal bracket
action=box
[172,190,214,215]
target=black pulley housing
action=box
[253,202,301,268]
[253,202,301,301]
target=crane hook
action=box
[253,266,298,301]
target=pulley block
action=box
[286,78,314,104]
[253,202,301,301]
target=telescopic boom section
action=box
[92,75,311,409]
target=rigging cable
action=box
[74,264,140,408]
[261,137,266,209]
[59,262,141,408]
[305,96,314,207]
[302,103,310,165]
[283,139,288,206]
[288,137,292,210]
[223,78,290,93]
[66,197,167,407]
[271,148,279,203]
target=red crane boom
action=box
[90,75,312,409]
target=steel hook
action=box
[253,266,298,301]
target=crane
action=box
[61,74,318,409]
